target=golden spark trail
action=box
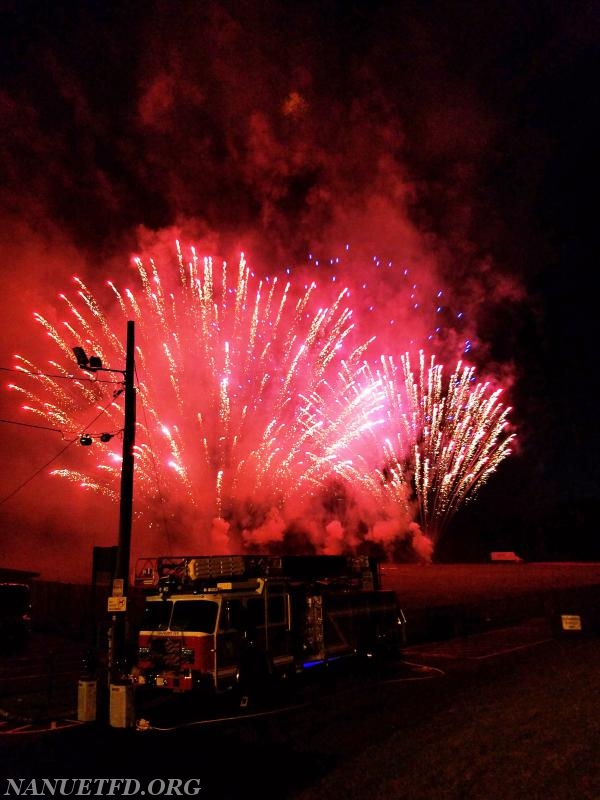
[375,350,515,544]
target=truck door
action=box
[216,599,244,690]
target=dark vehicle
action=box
[0,582,32,654]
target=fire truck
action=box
[130,554,405,702]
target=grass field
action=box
[380,562,600,609]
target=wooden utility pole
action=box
[111,320,136,681]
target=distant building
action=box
[0,566,40,582]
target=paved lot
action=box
[1,633,599,799]
[1,562,598,728]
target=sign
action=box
[108,596,127,612]
[561,614,582,631]
[490,551,522,562]
[112,578,124,597]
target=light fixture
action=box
[72,347,89,368]
[100,433,113,443]
[79,434,93,446]
[72,347,104,372]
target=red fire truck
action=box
[130,554,405,702]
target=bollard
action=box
[77,679,97,722]
[77,647,99,722]
[109,682,134,728]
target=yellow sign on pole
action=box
[108,596,127,612]
[561,614,582,631]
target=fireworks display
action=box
[7,242,515,561]
[374,351,516,545]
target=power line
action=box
[0,365,122,385]
[0,418,63,434]
[0,437,78,506]
[0,396,124,506]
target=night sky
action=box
[1,0,598,581]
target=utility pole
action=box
[111,319,136,683]
[73,321,136,727]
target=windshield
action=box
[142,599,218,633]
[141,600,172,631]
[171,599,218,632]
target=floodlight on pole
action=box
[72,346,125,376]
[72,346,90,369]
